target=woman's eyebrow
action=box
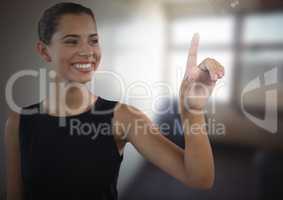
[89,33,98,37]
[61,34,80,40]
[61,33,98,40]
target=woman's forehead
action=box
[56,14,97,35]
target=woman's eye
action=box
[64,40,78,45]
[90,39,98,45]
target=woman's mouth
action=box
[72,63,94,73]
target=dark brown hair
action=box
[38,2,95,45]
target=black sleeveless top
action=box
[19,96,124,200]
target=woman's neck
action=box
[44,80,97,116]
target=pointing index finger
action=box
[185,33,200,77]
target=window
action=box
[168,15,235,102]
[168,12,283,106]
[240,13,283,108]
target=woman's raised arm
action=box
[113,33,224,189]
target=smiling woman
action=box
[36,9,101,83]
[4,2,224,200]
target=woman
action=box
[5,2,224,200]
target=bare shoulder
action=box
[7,110,20,123]
[114,102,147,120]
[112,102,153,141]
[5,110,21,154]
[5,111,20,141]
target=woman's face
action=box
[41,13,101,83]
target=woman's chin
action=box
[64,75,92,84]
[74,77,92,84]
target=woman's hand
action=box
[179,33,225,114]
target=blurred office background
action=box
[0,0,283,199]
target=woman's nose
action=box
[78,44,94,57]
[78,51,94,57]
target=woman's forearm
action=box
[181,111,215,189]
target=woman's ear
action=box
[36,41,52,62]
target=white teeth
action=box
[74,64,92,69]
